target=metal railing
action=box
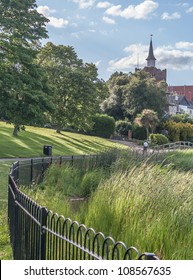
[8,155,159,260]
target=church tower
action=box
[146,35,156,67]
[143,35,167,83]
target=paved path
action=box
[111,139,143,151]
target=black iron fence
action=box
[8,155,159,260]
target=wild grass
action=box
[24,149,193,260]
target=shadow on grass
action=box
[0,123,117,158]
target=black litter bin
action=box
[43,145,52,156]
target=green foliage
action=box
[101,72,130,120]
[91,114,115,138]
[124,71,167,118]
[169,113,193,124]
[102,70,167,121]
[164,121,193,142]
[37,43,107,133]
[131,124,147,140]
[0,0,51,135]
[135,109,160,139]
[115,120,132,136]
[149,133,169,145]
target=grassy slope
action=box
[0,121,124,158]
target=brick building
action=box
[167,85,193,102]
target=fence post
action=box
[40,207,47,260]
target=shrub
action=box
[131,124,147,140]
[91,114,115,138]
[149,133,169,146]
[115,120,132,136]
[164,121,193,142]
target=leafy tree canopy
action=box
[0,0,52,135]
[102,70,167,121]
[37,42,108,133]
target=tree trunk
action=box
[56,125,61,134]
[13,125,19,136]
[146,127,149,140]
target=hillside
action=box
[0,121,126,158]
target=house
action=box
[167,94,193,117]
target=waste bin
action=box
[43,145,52,156]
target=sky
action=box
[36,0,193,86]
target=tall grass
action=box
[0,161,13,260]
[82,162,193,259]
[23,149,193,259]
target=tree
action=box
[102,70,167,122]
[101,72,130,120]
[37,42,107,133]
[0,0,51,135]
[124,70,167,119]
[135,109,160,139]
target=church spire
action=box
[146,34,156,67]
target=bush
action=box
[91,114,115,138]
[149,134,169,146]
[115,120,132,136]
[131,124,147,140]
[164,121,193,142]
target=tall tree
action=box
[102,70,167,121]
[101,72,130,120]
[124,70,167,119]
[37,42,107,133]
[0,0,52,135]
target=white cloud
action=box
[105,0,159,20]
[107,42,193,72]
[186,7,193,13]
[103,16,116,24]
[48,17,69,28]
[97,2,112,9]
[37,6,69,28]
[73,0,95,9]
[161,12,181,20]
[175,42,193,49]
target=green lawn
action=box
[0,121,124,158]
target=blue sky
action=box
[36,0,193,86]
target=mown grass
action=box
[0,121,125,158]
[24,149,193,259]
